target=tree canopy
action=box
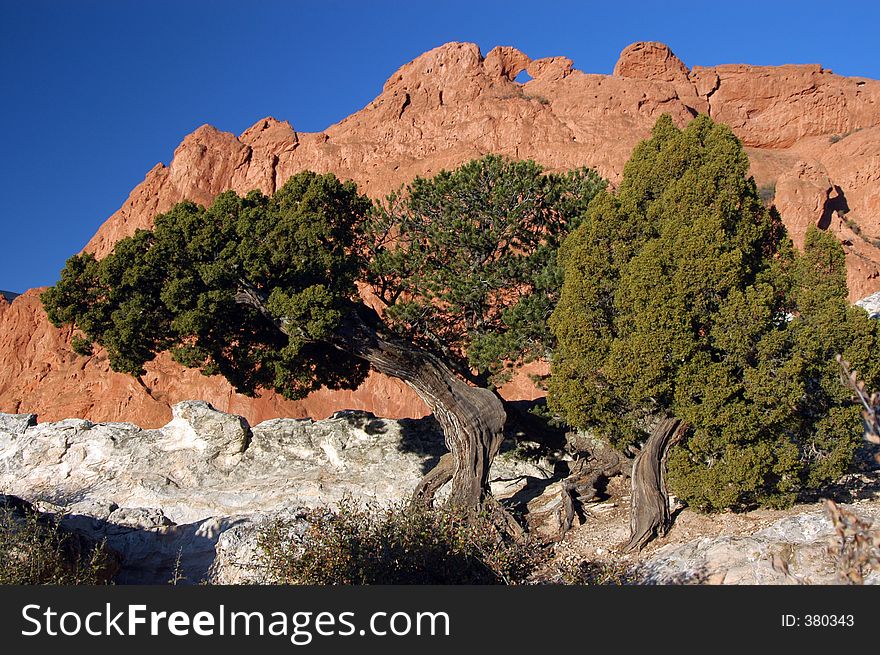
[42,172,372,399]
[549,114,880,512]
[41,157,605,511]
[366,155,604,385]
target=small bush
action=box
[551,559,637,585]
[524,94,550,105]
[825,500,879,584]
[257,498,543,584]
[71,334,94,356]
[758,182,776,204]
[830,127,863,144]
[0,503,115,585]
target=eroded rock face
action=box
[3,40,880,426]
[0,402,547,583]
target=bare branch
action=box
[836,355,880,445]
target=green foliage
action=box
[70,334,93,356]
[256,498,542,584]
[42,172,372,399]
[549,114,880,511]
[366,154,605,384]
[0,504,114,585]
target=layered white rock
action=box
[857,290,880,319]
[639,505,880,585]
[0,400,547,583]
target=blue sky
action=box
[2,0,879,293]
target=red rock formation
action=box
[3,41,880,426]
[0,289,422,426]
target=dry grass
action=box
[256,497,545,585]
[0,500,116,585]
[825,357,880,583]
[824,500,879,584]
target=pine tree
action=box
[366,154,604,386]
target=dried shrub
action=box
[256,498,544,584]
[825,500,880,584]
[826,358,880,584]
[837,355,880,456]
[550,559,638,585]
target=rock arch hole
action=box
[515,69,533,84]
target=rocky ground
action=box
[1,402,878,584]
[545,471,880,584]
[0,401,549,583]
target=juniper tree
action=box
[43,159,603,512]
[549,115,880,550]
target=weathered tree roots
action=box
[550,443,628,541]
[411,454,527,543]
[412,453,455,506]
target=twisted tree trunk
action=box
[623,417,688,552]
[235,286,507,510]
[327,307,507,510]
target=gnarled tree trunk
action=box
[235,287,507,511]
[327,307,507,510]
[623,417,688,552]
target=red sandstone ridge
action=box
[0,289,422,426]
[3,41,880,426]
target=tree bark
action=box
[412,453,454,505]
[327,306,507,510]
[623,417,688,552]
[234,286,507,511]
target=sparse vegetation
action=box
[256,498,543,584]
[837,355,880,457]
[548,557,638,585]
[844,218,880,249]
[758,182,776,204]
[829,127,863,144]
[825,499,879,584]
[524,94,550,105]
[0,500,115,585]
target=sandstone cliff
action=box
[2,41,879,425]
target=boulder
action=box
[857,291,880,319]
[0,412,36,434]
[639,504,880,585]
